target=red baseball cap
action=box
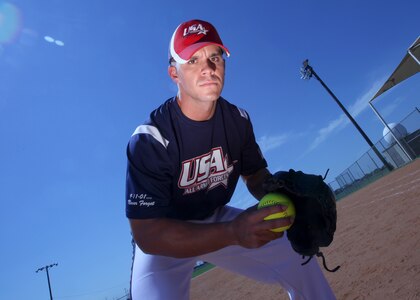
[169,19,230,64]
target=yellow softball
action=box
[258,193,296,232]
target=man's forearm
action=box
[130,202,289,258]
[243,168,272,200]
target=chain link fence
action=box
[329,108,420,200]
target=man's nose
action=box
[200,59,216,73]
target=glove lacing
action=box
[301,252,340,272]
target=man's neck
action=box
[176,96,218,121]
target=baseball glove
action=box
[263,169,340,272]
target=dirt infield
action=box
[190,159,420,299]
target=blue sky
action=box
[0,0,419,299]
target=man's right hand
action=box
[228,204,293,248]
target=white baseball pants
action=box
[130,205,336,300]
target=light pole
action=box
[36,263,58,300]
[300,59,394,171]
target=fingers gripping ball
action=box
[258,193,295,232]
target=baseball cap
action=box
[169,19,230,64]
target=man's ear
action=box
[168,65,179,83]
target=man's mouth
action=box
[199,80,218,87]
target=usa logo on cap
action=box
[169,19,230,64]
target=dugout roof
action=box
[371,36,420,102]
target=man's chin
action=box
[203,95,221,102]
[197,91,221,102]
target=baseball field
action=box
[190,158,420,299]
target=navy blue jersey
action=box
[125,97,267,220]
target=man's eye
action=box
[188,59,197,64]
[211,56,221,62]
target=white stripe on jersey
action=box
[237,107,249,120]
[132,125,169,149]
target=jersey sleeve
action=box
[125,125,173,219]
[240,111,268,176]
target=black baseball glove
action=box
[263,169,340,272]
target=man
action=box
[125,19,336,299]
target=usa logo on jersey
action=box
[178,147,234,195]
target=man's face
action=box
[169,45,225,104]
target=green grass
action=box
[192,262,215,278]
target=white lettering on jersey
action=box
[128,193,154,207]
[178,147,234,195]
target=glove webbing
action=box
[301,252,340,273]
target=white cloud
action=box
[44,35,65,47]
[44,36,54,43]
[348,80,384,116]
[304,79,385,154]
[307,114,349,152]
[257,134,290,153]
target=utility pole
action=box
[300,59,394,171]
[36,263,58,300]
